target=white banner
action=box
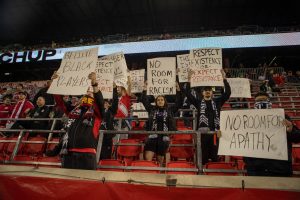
[95,58,114,99]
[189,48,223,87]
[130,69,145,93]
[102,52,128,88]
[132,102,149,118]
[47,48,98,95]
[176,54,190,82]
[147,57,176,95]
[218,109,288,160]
[227,78,251,98]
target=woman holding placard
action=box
[141,81,182,165]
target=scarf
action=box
[198,99,220,131]
[149,109,169,139]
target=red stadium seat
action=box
[292,163,300,177]
[117,139,142,165]
[204,162,238,176]
[130,160,160,173]
[292,147,300,163]
[98,159,125,171]
[172,133,193,141]
[23,136,47,156]
[169,140,194,161]
[37,156,61,168]
[46,138,60,151]
[5,136,24,155]
[166,161,197,174]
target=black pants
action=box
[62,152,96,170]
[201,134,218,165]
[99,135,113,160]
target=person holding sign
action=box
[183,69,231,164]
[99,83,118,160]
[115,77,132,131]
[49,71,104,170]
[244,92,300,177]
[141,81,182,165]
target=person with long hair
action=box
[141,82,182,165]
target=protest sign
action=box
[227,78,251,98]
[95,58,114,99]
[102,52,128,88]
[147,57,176,95]
[132,102,149,118]
[176,54,190,82]
[218,109,288,160]
[130,69,145,93]
[189,48,223,87]
[47,48,98,95]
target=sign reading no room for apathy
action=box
[189,48,224,87]
[147,57,176,95]
[47,48,98,95]
[218,109,288,160]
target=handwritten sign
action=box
[132,102,149,118]
[102,52,128,88]
[48,48,98,95]
[227,78,251,98]
[176,54,190,82]
[218,109,288,160]
[147,57,176,95]
[189,48,223,87]
[130,69,145,93]
[95,58,114,99]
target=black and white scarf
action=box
[198,99,220,130]
[149,109,168,139]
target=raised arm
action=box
[171,82,183,113]
[141,81,154,112]
[216,70,231,107]
[89,72,104,117]
[111,83,119,115]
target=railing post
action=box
[10,130,25,161]
[96,130,104,163]
[195,130,203,175]
[47,118,57,142]
[192,109,196,131]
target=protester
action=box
[244,92,300,177]
[32,80,55,106]
[46,71,104,170]
[182,69,231,164]
[141,81,182,165]
[100,83,118,160]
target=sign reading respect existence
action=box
[189,48,224,87]
[227,78,251,98]
[218,109,288,160]
[147,57,176,95]
[95,58,114,99]
[176,54,190,83]
[130,69,145,93]
[102,52,128,89]
[47,48,98,95]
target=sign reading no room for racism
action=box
[47,48,98,95]
[95,58,114,99]
[147,57,176,95]
[189,48,224,87]
[218,109,288,160]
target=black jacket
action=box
[101,88,118,131]
[182,80,231,130]
[54,91,104,150]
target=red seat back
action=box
[166,161,197,174]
